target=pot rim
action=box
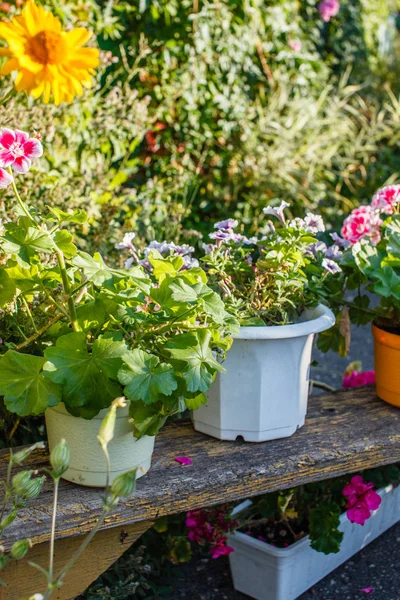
[372,322,400,349]
[234,304,335,340]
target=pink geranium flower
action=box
[210,544,234,559]
[174,456,192,466]
[342,370,375,388]
[0,167,13,189]
[318,0,340,22]
[0,128,43,174]
[341,206,382,245]
[343,475,381,526]
[371,184,400,214]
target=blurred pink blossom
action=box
[342,370,375,388]
[371,184,400,214]
[318,0,340,22]
[341,206,382,245]
[289,40,302,52]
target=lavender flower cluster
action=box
[115,233,199,271]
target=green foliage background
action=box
[0,0,400,255]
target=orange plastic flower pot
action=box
[372,323,400,408]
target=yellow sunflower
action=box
[0,0,99,105]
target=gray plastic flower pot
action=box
[228,485,400,600]
[193,304,335,442]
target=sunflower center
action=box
[27,30,67,65]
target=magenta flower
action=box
[343,370,375,388]
[361,588,374,594]
[210,544,234,559]
[341,206,382,246]
[0,167,13,189]
[371,185,400,214]
[0,128,43,174]
[318,0,340,22]
[343,475,381,526]
[174,456,192,466]
[346,501,372,526]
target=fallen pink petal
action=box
[174,456,192,466]
[360,588,374,594]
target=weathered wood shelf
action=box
[2,386,399,550]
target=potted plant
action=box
[0,128,235,486]
[192,207,337,442]
[323,185,400,407]
[227,466,400,600]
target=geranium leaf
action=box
[43,332,126,412]
[1,219,55,268]
[47,207,88,224]
[119,349,178,404]
[72,251,149,290]
[53,230,77,258]
[0,268,16,307]
[165,330,225,393]
[128,400,168,438]
[0,351,61,416]
[169,279,198,303]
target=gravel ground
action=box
[163,522,400,600]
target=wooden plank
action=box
[1,387,399,550]
[0,521,153,600]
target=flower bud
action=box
[12,442,45,466]
[97,397,127,450]
[50,439,70,479]
[11,538,32,560]
[12,471,44,498]
[110,470,137,498]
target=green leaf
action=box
[149,251,184,282]
[53,230,77,258]
[0,269,16,307]
[184,393,207,410]
[72,251,148,289]
[119,349,178,404]
[372,267,400,300]
[198,287,226,324]
[76,298,107,331]
[129,400,168,437]
[169,279,198,303]
[1,219,55,268]
[309,503,343,554]
[48,207,88,224]
[0,351,61,416]
[165,330,225,393]
[5,263,38,292]
[43,333,126,412]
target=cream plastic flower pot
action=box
[228,485,400,600]
[45,403,155,487]
[193,304,335,442]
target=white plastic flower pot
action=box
[192,304,335,442]
[45,403,155,488]
[228,484,400,600]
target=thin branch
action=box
[15,314,64,351]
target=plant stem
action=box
[20,294,38,333]
[0,454,13,526]
[43,512,108,600]
[49,478,59,582]
[15,314,64,350]
[8,168,36,224]
[55,250,79,332]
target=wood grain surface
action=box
[1,386,399,550]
